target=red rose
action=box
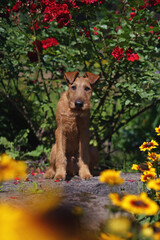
[148,0,160,6]
[81,0,105,4]
[43,13,53,23]
[149,26,154,34]
[43,6,53,23]
[129,12,136,20]
[43,3,71,28]
[54,3,72,28]
[130,12,136,18]
[126,48,139,62]
[41,0,50,5]
[12,1,22,12]
[83,28,90,37]
[127,53,139,62]
[30,20,40,31]
[112,46,124,61]
[29,3,37,13]
[139,0,160,9]
[93,27,99,35]
[42,37,59,49]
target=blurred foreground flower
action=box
[100,232,126,240]
[0,191,93,240]
[121,192,159,215]
[105,216,131,238]
[109,193,123,207]
[109,192,159,215]
[139,140,158,151]
[99,169,124,186]
[141,222,154,239]
[141,222,160,240]
[153,222,160,240]
[0,154,27,181]
[0,203,54,240]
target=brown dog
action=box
[44,71,99,180]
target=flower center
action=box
[131,200,148,208]
[144,143,153,148]
[0,165,8,170]
[145,174,154,180]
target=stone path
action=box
[0,173,143,230]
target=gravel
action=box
[0,173,143,230]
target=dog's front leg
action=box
[54,128,67,180]
[78,128,92,180]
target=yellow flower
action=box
[155,192,160,200]
[132,162,154,172]
[155,125,160,136]
[141,168,156,182]
[148,152,160,162]
[147,161,154,169]
[139,162,151,171]
[99,170,124,186]
[147,178,160,191]
[131,164,140,171]
[139,140,159,151]
[0,204,54,240]
[100,233,126,240]
[153,222,160,240]
[105,216,131,238]
[120,192,159,215]
[109,193,123,207]
[0,154,27,181]
[141,223,154,239]
[154,232,160,240]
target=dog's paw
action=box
[43,168,55,179]
[79,168,92,180]
[54,171,66,181]
[81,173,92,180]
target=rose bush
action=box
[0,1,160,165]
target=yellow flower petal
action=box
[139,140,158,151]
[99,170,124,186]
[0,154,27,181]
[120,192,159,215]
[155,125,160,136]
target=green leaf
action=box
[125,99,131,106]
[99,24,108,30]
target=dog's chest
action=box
[61,114,79,136]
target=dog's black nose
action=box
[75,100,84,108]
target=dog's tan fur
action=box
[44,71,99,180]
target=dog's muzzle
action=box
[75,100,84,109]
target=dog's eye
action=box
[71,86,76,90]
[85,86,91,91]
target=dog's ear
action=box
[64,71,79,84]
[85,72,100,85]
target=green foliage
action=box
[0,1,160,166]
[25,145,50,158]
[28,181,44,194]
[0,129,29,159]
